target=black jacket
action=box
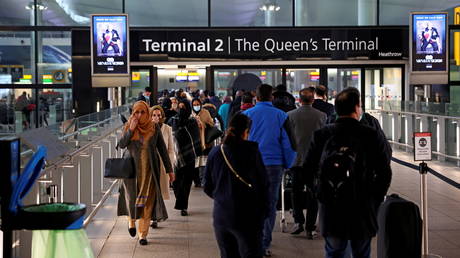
[272,91,296,112]
[137,94,155,107]
[313,99,335,119]
[303,117,392,239]
[204,141,269,229]
[168,116,202,169]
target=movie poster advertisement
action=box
[411,13,447,72]
[91,15,129,75]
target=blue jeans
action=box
[324,237,371,258]
[262,165,284,251]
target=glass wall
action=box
[128,0,207,26]
[295,0,360,26]
[37,88,73,126]
[158,69,206,92]
[327,68,361,102]
[286,69,320,98]
[38,31,71,84]
[0,31,35,84]
[213,68,282,97]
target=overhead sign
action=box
[410,12,448,72]
[132,27,408,60]
[91,14,129,74]
[414,132,432,161]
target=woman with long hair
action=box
[204,113,269,258]
[117,101,175,245]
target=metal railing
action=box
[13,105,130,258]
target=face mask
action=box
[193,106,201,112]
[178,108,189,119]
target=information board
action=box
[414,132,432,161]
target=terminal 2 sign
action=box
[132,28,408,61]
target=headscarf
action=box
[162,97,172,110]
[177,99,192,124]
[150,105,165,126]
[124,101,154,141]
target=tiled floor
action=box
[87,149,460,258]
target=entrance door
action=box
[286,68,320,97]
[327,68,361,102]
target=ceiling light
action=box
[260,1,281,12]
[25,2,48,10]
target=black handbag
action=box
[205,126,223,144]
[104,150,135,179]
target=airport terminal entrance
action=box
[128,63,405,111]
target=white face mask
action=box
[193,106,201,112]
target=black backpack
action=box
[317,135,360,204]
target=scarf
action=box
[124,101,155,141]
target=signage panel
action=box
[91,14,129,75]
[132,27,408,60]
[414,132,432,161]
[410,13,448,72]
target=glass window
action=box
[295,0,359,26]
[37,89,73,126]
[380,1,456,25]
[0,1,32,25]
[382,67,402,101]
[127,0,207,26]
[0,89,37,133]
[286,69,320,98]
[38,31,71,84]
[38,0,122,26]
[212,0,292,26]
[0,31,35,84]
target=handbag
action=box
[104,149,135,179]
[205,126,223,144]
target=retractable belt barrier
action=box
[391,157,460,190]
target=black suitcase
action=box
[377,194,422,258]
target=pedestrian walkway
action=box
[87,149,460,258]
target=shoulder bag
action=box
[104,148,135,179]
[220,145,252,188]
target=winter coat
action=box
[117,125,173,221]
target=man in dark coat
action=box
[303,87,392,258]
[137,87,155,107]
[312,85,335,120]
[272,84,296,112]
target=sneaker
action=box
[181,210,188,216]
[263,249,272,257]
[151,221,158,228]
[290,223,305,235]
[306,230,318,240]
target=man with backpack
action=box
[303,87,392,258]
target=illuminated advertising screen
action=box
[91,14,129,75]
[411,13,447,72]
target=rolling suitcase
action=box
[377,194,422,258]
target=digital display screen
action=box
[91,15,129,75]
[411,13,447,72]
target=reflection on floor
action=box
[87,150,460,258]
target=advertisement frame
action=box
[90,14,130,77]
[409,12,448,73]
